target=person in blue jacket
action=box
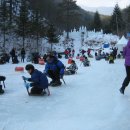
[23,64,50,95]
[45,55,65,86]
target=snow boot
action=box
[0,85,4,94]
[49,80,55,86]
[51,80,62,87]
[119,87,125,95]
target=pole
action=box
[116,13,119,36]
[22,76,30,96]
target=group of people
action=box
[0,48,26,65]
[0,37,130,96]
[64,48,75,59]
[79,49,93,57]
[95,48,118,64]
[10,48,26,63]
[0,54,78,95]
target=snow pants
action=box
[47,70,60,82]
[31,87,43,94]
[122,66,130,88]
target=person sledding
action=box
[22,64,50,96]
[45,55,65,87]
[64,60,78,75]
[83,56,90,67]
[0,76,6,94]
[80,56,90,67]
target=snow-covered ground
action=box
[0,58,130,130]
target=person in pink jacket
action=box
[120,39,130,94]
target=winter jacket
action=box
[21,49,25,56]
[45,60,65,76]
[28,69,48,89]
[109,55,114,61]
[10,49,15,57]
[67,63,78,72]
[83,59,90,66]
[123,40,130,66]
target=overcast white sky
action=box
[77,0,130,8]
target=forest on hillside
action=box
[0,0,130,49]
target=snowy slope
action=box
[0,59,130,130]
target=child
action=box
[65,60,78,75]
[22,64,50,95]
[109,53,114,64]
[45,55,65,86]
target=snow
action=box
[46,27,119,53]
[0,58,130,130]
[0,27,129,130]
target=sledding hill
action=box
[0,58,130,130]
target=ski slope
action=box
[0,58,130,130]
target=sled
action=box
[29,91,47,96]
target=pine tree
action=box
[92,11,102,31]
[0,0,10,48]
[110,4,124,35]
[46,25,59,52]
[57,0,79,39]
[17,0,29,48]
[29,10,45,52]
[124,5,130,33]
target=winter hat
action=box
[25,64,35,71]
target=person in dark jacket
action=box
[120,40,130,94]
[23,64,50,95]
[10,48,16,62]
[45,55,65,86]
[21,48,25,63]
[112,47,118,59]
[12,55,19,64]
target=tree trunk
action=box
[3,17,6,50]
[36,32,39,52]
[51,42,53,52]
[23,24,25,48]
[9,0,12,24]
[66,0,69,39]
[3,25,6,49]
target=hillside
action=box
[30,0,108,30]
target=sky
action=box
[77,0,130,8]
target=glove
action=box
[22,76,29,81]
[25,83,31,89]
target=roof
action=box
[117,36,128,45]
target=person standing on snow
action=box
[72,49,75,57]
[21,48,26,63]
[10,48,16,62]
[120,37,130,94]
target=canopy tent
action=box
[116,36,128,53]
